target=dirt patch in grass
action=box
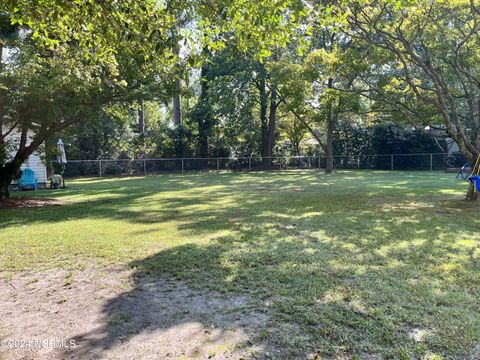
[0,267,270,359]
[0,197,62,209]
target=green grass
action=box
[1,170,479,358]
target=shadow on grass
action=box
[0,171,477,358]
[43,172,480,359]
[64,269,270,359]
[0,170,468,229]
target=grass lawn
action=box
[1,170,479,359]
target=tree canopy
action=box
[2,0,480,198]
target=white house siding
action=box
[5,129,47,186]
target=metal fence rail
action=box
[50,152,466,178]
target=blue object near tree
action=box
[19,168,38,191]
[469,175,480,192]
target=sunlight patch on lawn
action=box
[1,170,479,359]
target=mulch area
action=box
[0,197,62,209]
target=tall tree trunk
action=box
[185,75,190,112]
[197,57,210,158]
[138,99,145,158]
[173,79,182,126]
[257,62,280,168]
[138,99,145,134]
[170,21,182,127]
[264,87,278,167]
[258,64,269,166]
[198,121,208,158]
[325,111,335,174]
[325,79,335,174]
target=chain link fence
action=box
[50,152,467,178]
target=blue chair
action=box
[19,168,38,191]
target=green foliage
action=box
[4,0,308,68]
[4,0,478,177]
[343,0,480,159]
[277,113,308,156]
[334,122,442,155]
[370,123,440,156]
[0,0,311,196]
[333,121,372,156]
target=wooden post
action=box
[99,160,102,177]
[248,157,251,170]
[61,163,66,188]
[217,158,220,171]
[430,154,433,171]
[143,159,147,176]
[181,159,184,173]
[391,154,394,170]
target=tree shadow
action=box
[2,171,478,358]
[60,178,479,358]
[64,266,270,359]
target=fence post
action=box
[430,154,433,171]
[181,159,184,173]
[99,160,102,176]
[248,157,251,170]
[391,154,394,170]
[143,159,147,176]
[318,156,321,169]
[308,156,311,168]
[216,158,220,171]
[357,155,361,169]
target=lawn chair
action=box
[18,168,38,191]
[456,162,472,180]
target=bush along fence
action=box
[49,153,467,178]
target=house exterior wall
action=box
[19,153,48,185]
[5,129,48,186]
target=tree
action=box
[189,49,215,157]
[344,0,480,198]
[277,113,307,156]
[0,0,308,198]
[268,34,363,173]
[0,13,19,166]
[0,0,180,198]
[187,46,289,161]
